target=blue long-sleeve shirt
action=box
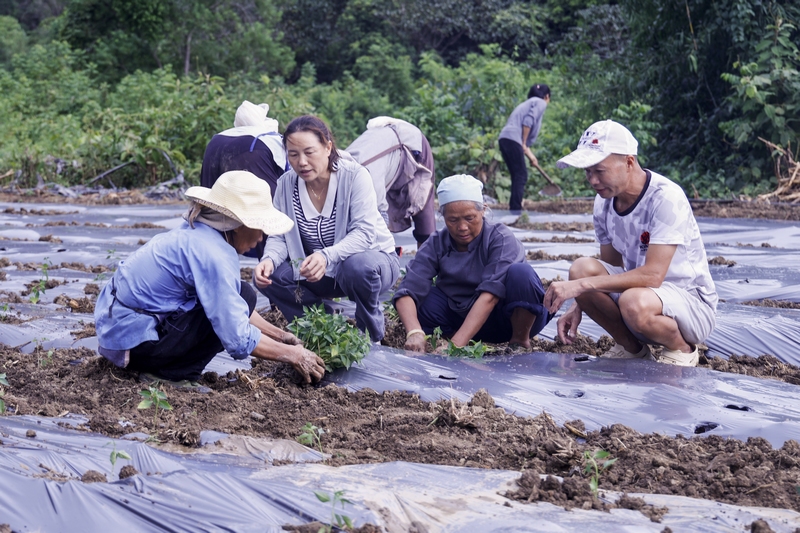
[94,221,260,359]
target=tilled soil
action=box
[512,198,800,221]
[4,190,800,220]
[1,344,799,519]
[742,299,800,310]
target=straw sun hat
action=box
[184,170,293,235]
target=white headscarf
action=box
[234,100,279,132]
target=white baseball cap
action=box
[557,120,639,169]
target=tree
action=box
[59,0,295,82]
[0,15,27,67]
[619,0,800,193]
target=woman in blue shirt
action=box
[94,171,326,385]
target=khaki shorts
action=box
[599,261,716,345]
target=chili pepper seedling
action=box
[313,489,354,533]
[137,386,173,428]
[583,449,617,496]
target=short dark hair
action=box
[527,83,551,100]
[283,115,341,172]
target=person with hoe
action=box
[200,100,288,259]
[94,171,326,386]
[544,120,718,366]
[498,83,551,211]
[393,174,552,352]
[254,115,400,344]
[345,116,436,251]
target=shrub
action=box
[289,304,370,372]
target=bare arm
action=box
[396,295,426,352]
[250,332,325,384]
[544,243,677,313]
[450,292,500,347]
[249,309,302,345]
[521,126,537,166]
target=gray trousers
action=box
[259,250,399,342]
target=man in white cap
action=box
[543,120,717,366]
[394,174,552,352]
[95,171,326,386]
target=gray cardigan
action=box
[262,158,395,279]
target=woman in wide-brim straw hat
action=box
[393,174,553,352]
[94,170,326,386]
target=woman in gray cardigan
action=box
[254,116,400,342]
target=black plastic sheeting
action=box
[3,202,800,530]
[1,415,799,532]
[328,346,800,447]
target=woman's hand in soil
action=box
[556,302,582,345]
[254,259,275,288]
[300,252,327,283]
[288,347,326,383]
[404,331,427,353]
[281,331,303,346]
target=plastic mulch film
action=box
[327,347,800,448]
[0,414,798,532]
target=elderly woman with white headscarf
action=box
[94,171,326,386]
[393,174,553,352]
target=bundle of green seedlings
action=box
[289,304,370,371]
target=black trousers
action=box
[499,138,528,211]
[127,283,257,381]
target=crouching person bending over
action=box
[544,120,717,367]
[394,174,552,352]
[94,171,326,385]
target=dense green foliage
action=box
[289,304,370,372]
[0,0,798,197]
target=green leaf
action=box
[137,399,153,409]
[0,373,8,387]
[314,490,331,503]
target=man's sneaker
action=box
[600,343,652,359]
[140,372,212,393]
[646,345,699,367]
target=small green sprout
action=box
[137,386,173,428]
[314,489,354,533]
[0,373,8,415]
[443,339,487,358]
[107,441,132,477]
[583,449,617,496]
[297,422,325,456]
[426,326,443,349]
[29,258,51,303]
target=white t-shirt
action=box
[593,170,718,311]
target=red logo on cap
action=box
[640,231,650,245]
[592,139,599,144]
